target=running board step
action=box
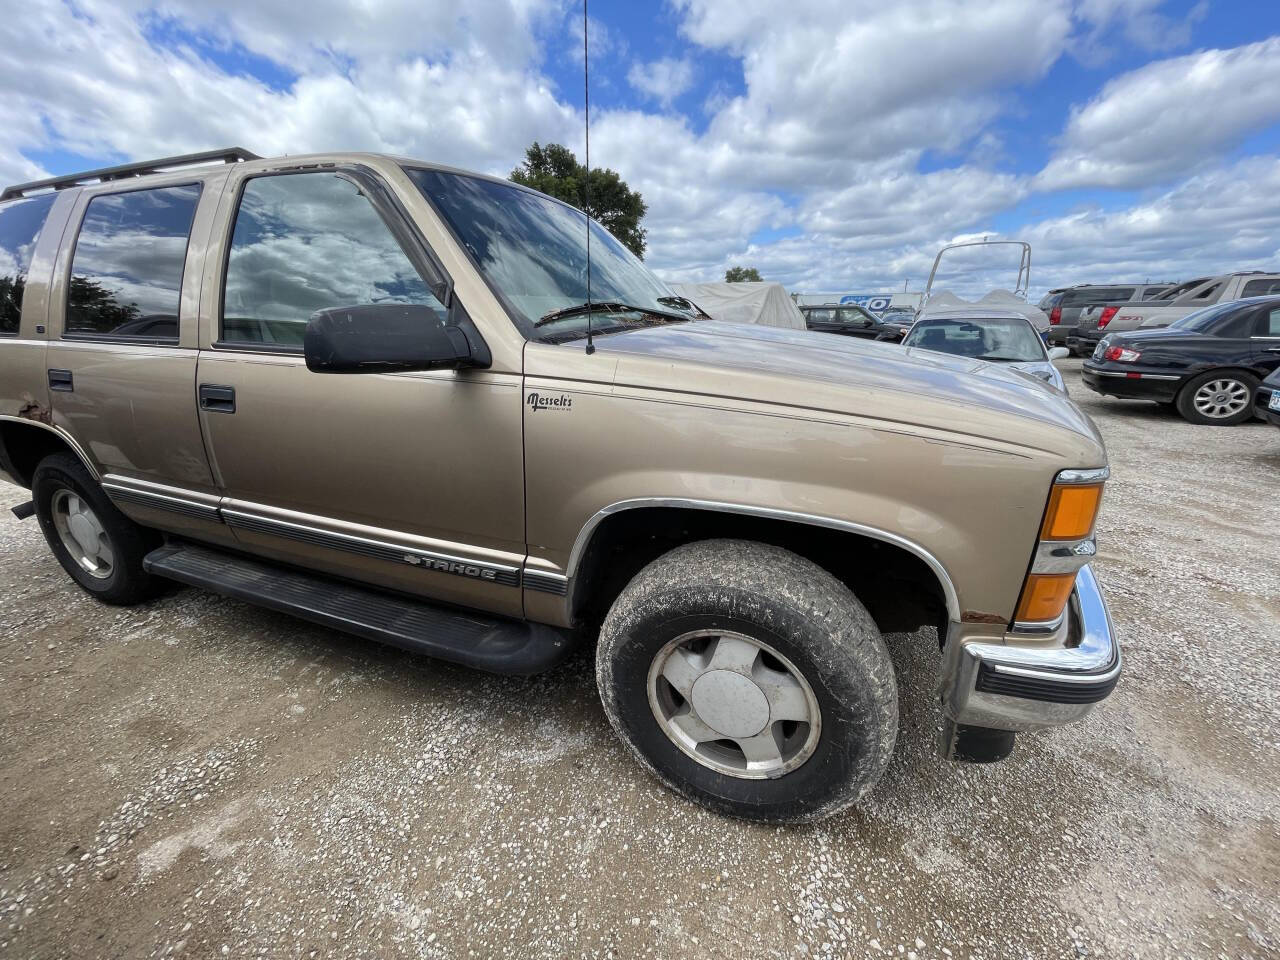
[142,543,573,675]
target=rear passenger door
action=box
[195,166,525,618]
[45,174,233,547]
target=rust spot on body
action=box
[16,394,52,425]
[961,610,1006,624]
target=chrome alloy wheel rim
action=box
[1193,378,1250,419]
[50,489,115,579]
[647,630,821,779]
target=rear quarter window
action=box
[0,193,58,335]
[65,184,201,341]
[1241,278,1280,298]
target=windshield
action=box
[904,316,1046,362]
[405,168,684,340]
[1168,301,1239,332]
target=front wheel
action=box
[596,539,898,823]
[1175,370,1258,425]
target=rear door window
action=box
[1257,307,1280,337]
[0,193,58,335]
[220,172,441,347]
[1241,278,1280,297]
[65,184,201,340]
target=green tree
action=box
[725,266,763,282]
[510,142,648,259]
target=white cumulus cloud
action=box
[1038,37,1280,189]
[627,57,695,107]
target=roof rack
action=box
[1,147,261,201]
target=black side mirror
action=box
[304,304,474,373]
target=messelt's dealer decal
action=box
[526,392,572,413]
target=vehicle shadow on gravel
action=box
[151,580,957,802]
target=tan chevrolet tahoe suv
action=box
[0,148,1120,822]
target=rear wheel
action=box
[32,453,163,605]
[595,539,898,823]
[1175,370,1258,425]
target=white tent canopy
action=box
[921,288,1051,332]
[669,282,807,330]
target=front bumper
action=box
[941,565,1121,732]
[1255,383,1280,426]
[1067,330,1102,353]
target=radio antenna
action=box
[583,0,595,355]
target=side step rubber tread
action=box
[143,542,571,675]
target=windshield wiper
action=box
[535,300,689,327]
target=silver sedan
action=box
[901,308,1069,392]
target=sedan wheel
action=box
[1176,371,1259,426]
[1193,378,1250,419]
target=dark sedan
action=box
[1256,367,1280,428]
[798,303,892,339]
[1081,296,1280,425]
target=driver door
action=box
[195,166,525,617]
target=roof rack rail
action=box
[1,147,261,201]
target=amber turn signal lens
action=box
[1015,573,1076,624]
[1040,483,1103,541]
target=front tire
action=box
[32,453,163,605]
[595,539,898,823]
[1175,370,1258,425]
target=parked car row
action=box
[1039,283,1172,352]
[1069,272,1280,356]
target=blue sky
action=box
[4,0,1280,297]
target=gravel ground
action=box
[1,358,1278,960]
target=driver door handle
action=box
[198,384,236,414]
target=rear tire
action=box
[595,539,898,823]
[32,453,163,605]
[1175,370,1258,425]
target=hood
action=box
[589,321,1100,456]
[1007,359,1066,390]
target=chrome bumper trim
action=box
[1029,537,1097,575]
[941,565,1121,732]
[1055,466,1109,483]
[1082,367,1180,381]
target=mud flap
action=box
[940,718,1016,763]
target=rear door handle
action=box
[48,369,73,392]
[198,383,236,414]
